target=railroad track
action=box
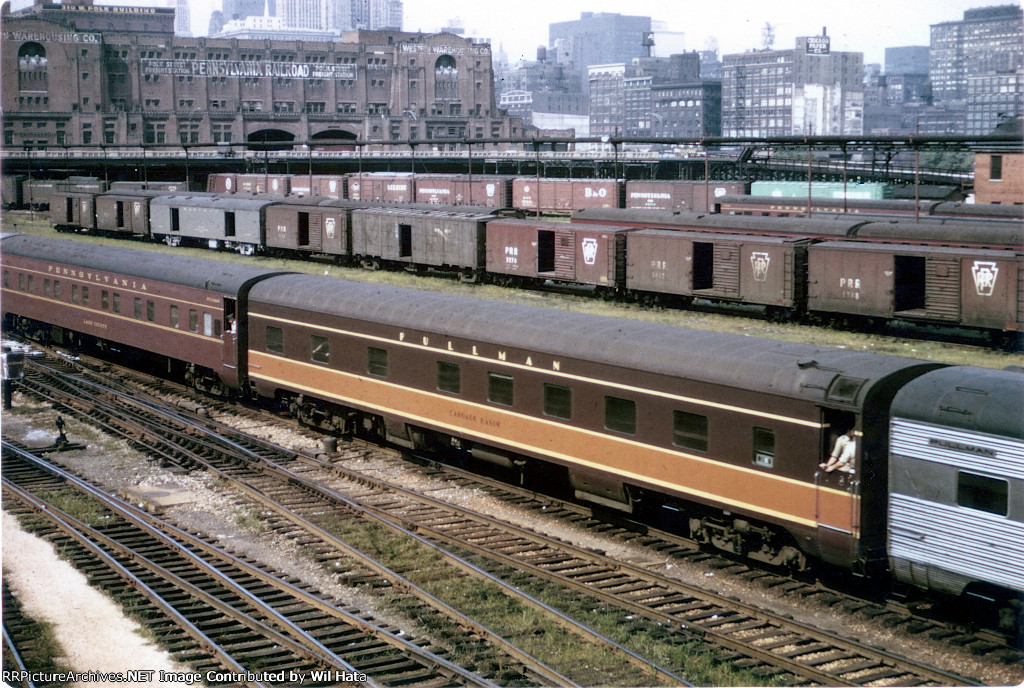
[13,355,686,687]
[2,441,516,688]
[61,343,1022,664]
[11,350,1001,686]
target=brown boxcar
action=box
[513,179,623,213]
[625,181,749,212]
[311,175,347,199]
[808,241,1024,332]
[206,173,237,193]
[49,190,97,231]
[485,219,636,290]
[626,229,811,312]
[350,207,489,277]
[415,175,512,207]
[347,173,414,203]
[109,180,188,192]
[264,197,351,257]
[95,189,169,238]
[234,173,290,195]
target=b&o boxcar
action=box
[512,179,623,213]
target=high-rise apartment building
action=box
[722,33,863,137]
[929,5,1024,102]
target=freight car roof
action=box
[1,234,285,295]
[150,195,274,211]
[892,366,1024,440]
[249,274,940,406]
[573,208,859,237]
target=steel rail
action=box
[1,445,380,687]
[14,365,590,688]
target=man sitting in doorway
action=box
[820,428,856,473]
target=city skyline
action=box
[8,0,1015,67]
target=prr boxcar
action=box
[95,189,169,238]
[626,229,811,314]
[264,197,351,258]
[888,366,1024,601]
[415,175,513,208]
[626,181,749,213]
[807,240,1024,332]
[0,234,288,394]
[150,194,276,254]
[484,219,635,292]
[350,206,492,278]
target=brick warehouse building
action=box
[2,1,521,151]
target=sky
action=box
[9,0,1015,67]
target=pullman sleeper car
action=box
[2,234,1022,613]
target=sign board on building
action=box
[141,58,356,80]
[806,35,831,55]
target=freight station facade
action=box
[1,1,522,151]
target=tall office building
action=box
[929,5,1024,102]
[722,33,863,137]
[885,46,928,76]
[174,0,191,36]
[549,12,652,93]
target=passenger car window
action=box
[752,427,775,468]
[437,361,460,394]
[170,305,179,328]
[368,347,388,377]
[266,326,283,353]
[957,471,1008,516]
[605,396,636,435]
[487,372,513,406]
[673,411,708,452]
[311,335,330,364]
[543,383,572,419]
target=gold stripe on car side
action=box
[249,350,857,532]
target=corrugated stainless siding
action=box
[889,418,1024,595]
[890,418,1024,479]
[888,493,1024,594]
